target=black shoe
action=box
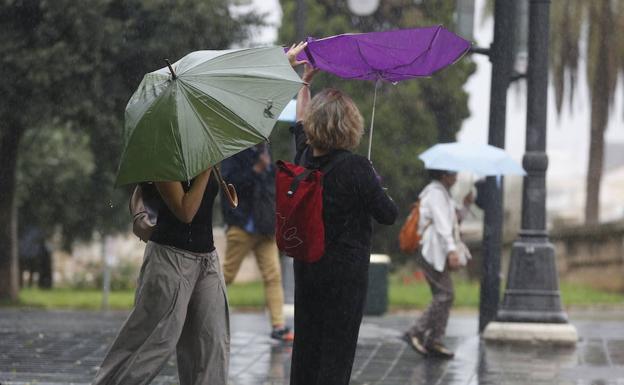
[427,342,454,359]
[271,326,294,343]
[402,332,428,355]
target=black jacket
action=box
[291,122,398,260]
[221,144,276,235]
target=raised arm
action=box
[296,64,319,122]
[155,168,211,224]
[286,42,319,122]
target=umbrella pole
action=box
[367,78,380,161]
[164,59,177,79]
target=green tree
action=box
[274,0,475,259]
[550,0,624,224]
[0,0,262,300]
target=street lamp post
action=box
[496,0,569,324]
[482,0,578,344]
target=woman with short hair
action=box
[287,44,398,385]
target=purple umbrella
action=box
[292,26,471,159]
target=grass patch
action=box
[389,277,480,309]
[12,282,267,311]
[389,276,624,309]
[559,281,624,306]
[7,277,623,311]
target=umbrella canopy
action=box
[291,26,471,160]
[116,46,303,186]
[418,142,526,176]
[294,26,471,82]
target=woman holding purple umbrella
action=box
[286,43,398,385]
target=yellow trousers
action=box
[223,226,284,326]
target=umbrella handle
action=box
[213,166,238,209]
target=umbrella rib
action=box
[305,39,379,79]
[384,26,470,78]
[184,77,291,108]
[181,82,265,157]
[170,117,191,181]
[179,83,227,161]
[185,73,302,87]
[188,63,295,72]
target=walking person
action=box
[403,169,473,359]
[286,43,398,385]
[93,168,230,385]
[220,143,294,342]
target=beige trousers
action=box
[92,241,229,385]
[222,226,284,326]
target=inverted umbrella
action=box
[418,142,526,176]
[293,26,471,159]
[116,46,303,186]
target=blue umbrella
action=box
[277,99,297,122]
[418,142,526,176]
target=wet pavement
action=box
[0,308,623,385]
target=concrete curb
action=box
[483,321,579,345]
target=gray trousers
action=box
[93,241,230,385]
[408,253,454,346]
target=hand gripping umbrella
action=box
[293,26,471,159]
[116,47,303,187]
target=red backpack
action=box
[275,153,349,263]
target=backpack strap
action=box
[288,168,314,197]
[287,151,351,197]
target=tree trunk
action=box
[0,122,24,301]
[584,1,612,225]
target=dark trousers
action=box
[408,253,454,346]
[290,255,369,385]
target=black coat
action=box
[220,144,276,235]
[289,122,398,385]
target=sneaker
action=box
[271,326,294,343]
[427,342,454,359]
[402,332,428,355]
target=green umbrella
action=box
[115,46,303,186]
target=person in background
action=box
[403,169,473,359]
[93,168,230,385]
[286,43,398,385]
[220,143,294,342]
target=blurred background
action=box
[1,0,623,309]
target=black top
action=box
[150,173,219,253]
[291,122,398,260]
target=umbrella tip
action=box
[164,59,177,80]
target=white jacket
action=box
[418,181,464,272]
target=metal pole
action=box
[478,0,516,332]
[497,0,568,324]
[101,235,110,311]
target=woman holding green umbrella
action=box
[94,47,303,385]
[93,168,229,385]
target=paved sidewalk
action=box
[1,308,623,385]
